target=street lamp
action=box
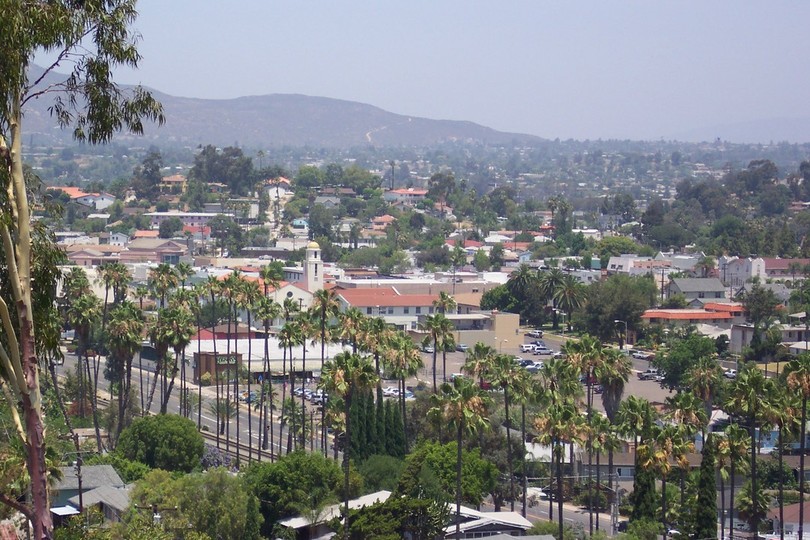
[499,338,508,353]
[614,320,628,350]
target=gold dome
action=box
[307,241,320,249]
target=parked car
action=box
[724,368,737,379]
[383,386,399,397]
[638,368,659,381]
[534,346,553,355]
[421,345,434,353]
[519,344,535,353]
[455,343,469,353]
[526,330,544,338]
[631,349,654,360]
[552,352,567,360]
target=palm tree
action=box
[336,307,365,353]
[420,313,451,391]
[236,277,262,461]
[429,376,492,539]
[538,268,566,329]
[616,396,659,522]
[105,301,144,444]
[725,366,773,535]
[491,353,524,511]
[786,353,810,540]
[505,263,538,305]
[554,274,586,331]
[433,291,457,315]
[293,311,316,449]
[588,414,615,532]
[686,356,723,435]
[203,275,223,448]
[147,263,178,309]
[763,388,799,540]
[462,342,496,389]
[716,434,731,540]
[311,288,340,370]
[435,314,455,384]
[254,296,280,456]
[161,304,195,415]
[666,391,707,508]
[208,398,236,436]
[278,322,297,454]
[382,332,423,451]
[319,352,379,536]
[66,292,103,450]
[725,423,750,538]
[534,401,586,540]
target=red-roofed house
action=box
[371,214,396,230]
[641,309,734,328]
[48,186,116,210]
[763,258,810,280]
[383,188,428,205]
[336,287,439,331]
[133,230,160,239]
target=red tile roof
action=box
[133,230,159,238]
[703,302,743,313]
[763,258,810,271]
[642,309,732,320]
[337,287,438,307]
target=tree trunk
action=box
[505,387,514,511]
[279,345,288,456]
[456,421,463,539]
[86,353,103,452]
[779,424,785,540]
[661,474,667,528]
[301,347,307,449]
[609,447,615,535]
[751,409,760,535]
[596,450,601,531]
[557,443,565,540]
[344,393,353,540]
[549,437,554,521]
[522,404,527,518]
[796,395,807,540]
[730,461,736,540]
[432,347,437,393]
[401,376,408,453]
[720,474,726,540]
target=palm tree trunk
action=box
[233,312,241,464]
[301,347,307,449]
[432,347,437,393]
[522,404,527,518]
[197,311,202,430]
[442,350,447,384]
[609,447,615,535]
[750,410,760,535]
[796,395,807,540]
[779,424,785,540]
[247,313,253,463]
[344,393,353,540]
[549,437,554,521]
[401,376,408,452]
[557,443,565,540]
[730,461,736,540]
[456,421,463,539]
[504,388,514,512]
[279,344,288,456]
[86,353,103,452]
[720,474,726,540]
[596,451,601,531]
[661,474,667,528]
[226,306,233,456]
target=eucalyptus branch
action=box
[0,380,27,444]
[0,296,26,392]
[0,492,32,521]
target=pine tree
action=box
[693,434,718,539]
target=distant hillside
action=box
[21,65,543,148]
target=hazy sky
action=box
[101,1,810,142]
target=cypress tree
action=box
[365,389,377,459]
[385,400,406,458]
[350,389,364,460]
[630,467,658,522]
[376,393,387,455]
[693,434,718,539]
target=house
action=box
[159,174,187,194]
[65,244,123,267]
[335,286,438,331]
[641,308,734,328]
[721,256,766,289]
[313,196,341,209]
[370,214,396,230]
[68,485,131,523]
[666,277,726,303]
[108,232,130,247]
[768,500,810,536]
[445,507,532,538]
[276,490,391,539]
[144,211,228,230]
[51,465,125,508]
[762,258,810,281]
[383,187,428,204]
[731,321,806,354]
[118,238,188,265]
[48,186,116,211]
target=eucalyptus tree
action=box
[429,376,492,539]
[0,1,163,533]
[319,351,379,535]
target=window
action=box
[416,307,422,314]
[387,307,394,315]
[314,263,318,276]
[366,307,372,315]
[404,307,409,314]
[429,307,434,314]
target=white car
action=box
[519,344,535,353]
[724,369,737,379]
